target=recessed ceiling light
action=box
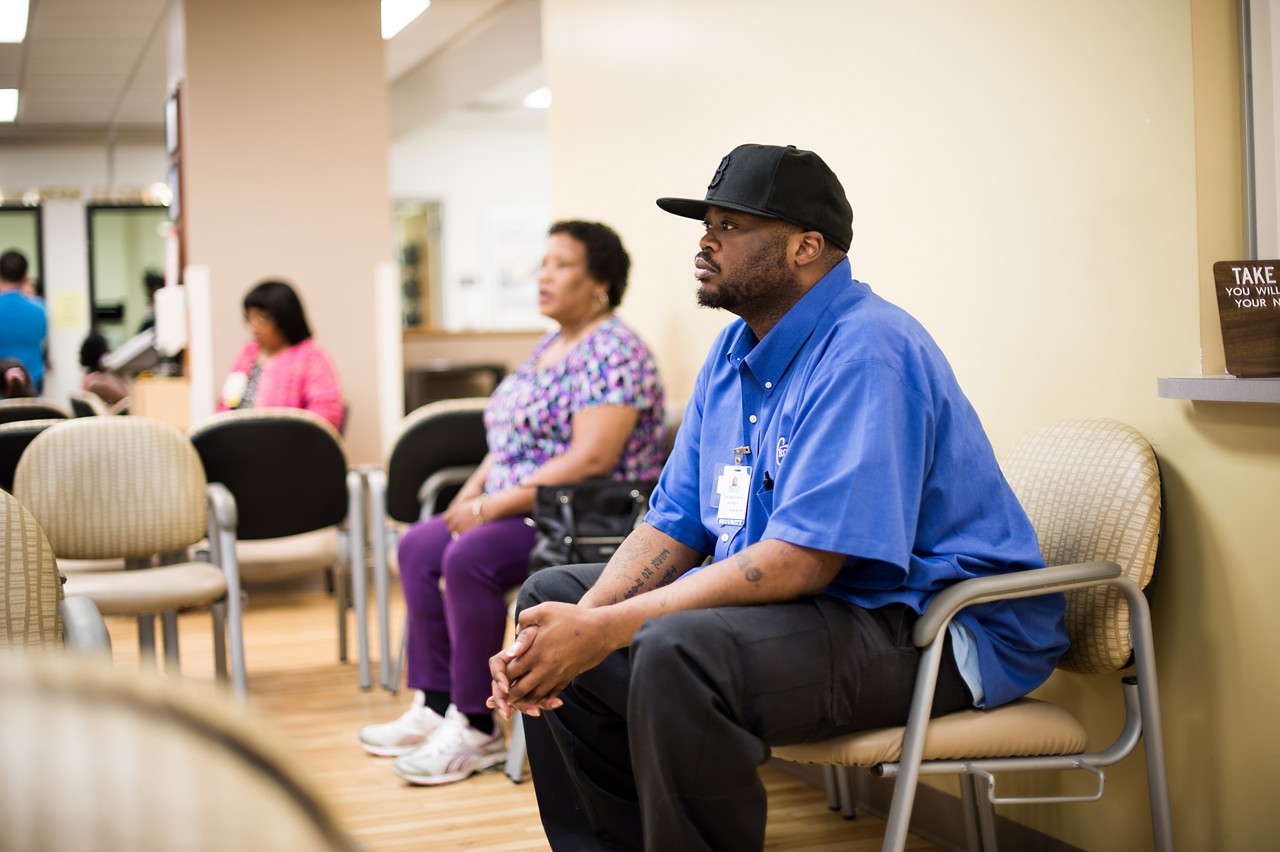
[0,89,18,122]
[522,87,552,110]
[0,1,29,43]
[382,0,431,40]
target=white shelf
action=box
[1157,375,1280,403]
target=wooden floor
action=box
[103,576,941,851]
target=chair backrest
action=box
[69,391,111,418]
[386,397,489,523]
[0,654,358,852]
[1001,418,1161,674]
[188,408,349,540]
[0,398,71,425]
[13,417,208,561]
[0,418,62,494]
[0,489,63,649]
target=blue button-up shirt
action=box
[647,258,1067,708]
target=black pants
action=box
[518,563,973,852]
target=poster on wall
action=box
[483,206,549,330]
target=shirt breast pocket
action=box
[753,479,774,517]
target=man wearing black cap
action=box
[490,144,1067,850]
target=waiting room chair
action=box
[772,418,1172,852]
[362,397,490,694]
[13,417,248,702]
[0,653,360,852]
[69,390,128,417]
[69,390,111,417]
[0,418,62,493]
[188,408,367,686]
[0,398,70,424]
[0,489,111,653]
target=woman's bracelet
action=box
[471,493,489,524]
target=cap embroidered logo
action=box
[708,154,731,190]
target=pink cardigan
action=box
[217,338,345,431]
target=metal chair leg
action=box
[161,609,181,670]
[211,601,228,681]
[347,470,371,690]
[137,614,157,668]
[505,712,527,783]
[823,765,841,810]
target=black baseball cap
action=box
[656,144,853,252]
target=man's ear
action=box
[792,231,826,267]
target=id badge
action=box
[713,463,751,526]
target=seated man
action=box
[489,144,1068,851]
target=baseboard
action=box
[770,759,1081,852]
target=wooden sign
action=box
[1213,260,1280,377]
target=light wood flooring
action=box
[102,575,940,851]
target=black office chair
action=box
[0,399,71,425]
[362,398,490,693]
[0,419,63,493]
[69,391,110,417]
[187,408,369,686]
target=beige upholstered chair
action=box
[362,397,490,692]
[0,653,360,852]
[772,418,1172,852]
[188,408,366,685]
[0,489,110,652]
[12,417,247,701]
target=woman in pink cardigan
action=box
[217,279,345,431]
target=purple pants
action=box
[398,513,536,715]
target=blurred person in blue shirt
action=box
[0,250,48,393]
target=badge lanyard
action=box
[713,444,751,527]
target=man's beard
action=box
[696,231,798,314]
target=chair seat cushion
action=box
[57,558,128,573]
[62,563,227,616]
[771,698,1089,768]
[236,528,340,583]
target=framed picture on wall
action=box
[164,87,181,158]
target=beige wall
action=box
[544,0,1276,848]
[181,0,392,463]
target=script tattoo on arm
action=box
[622,548,678,599]
[734,551,764,583]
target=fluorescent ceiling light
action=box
[522,87,552,109]
[382,0,430,40]
[0,89,18,122]
[0,1,29,43]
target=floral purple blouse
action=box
[483,316,665,494]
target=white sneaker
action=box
[358,691,447,757]
[391,705,507,786]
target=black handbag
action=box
[527,478,658,572]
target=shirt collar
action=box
[726,257,857,394]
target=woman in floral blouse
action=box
[359,221,665,787]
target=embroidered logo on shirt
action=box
[776,436,789,466]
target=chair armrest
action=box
[418,465,480,520]
[913,560,1123,647]
[206,481,238,532]
[60,595,112,653]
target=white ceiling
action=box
[0,0,539,143]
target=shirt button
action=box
[748,415,757,423]
[720,533,729,542]
[764,381,773,389]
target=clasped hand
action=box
[487,602,612,720]
[442,499,482,539]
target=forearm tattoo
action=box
[734,551,764,583]
[622,548,680,599]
